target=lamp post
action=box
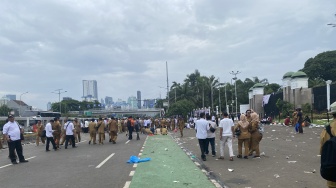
[326,80,332,111]
[19,92,28,116]
[52,89,67,113]
[230,71,241,118]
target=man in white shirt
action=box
[218,112,235,161]
[64,119,76,149]
[195,112,210,161]
[45,119,57,151]
[2,115,28,164]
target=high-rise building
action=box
[82,80,98,101]
[128,96,137,109]
[47,102,52,111]
[105,96,113,106]
[143,99,156,108]
[137,91,141,109]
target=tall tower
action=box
[82,80,98,101]
[137,91,141,109]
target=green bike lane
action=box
[129,135,219,188]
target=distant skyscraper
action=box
[105,96,113,106]
[128,96,137,109]
[82,80,98,101]
[143,99,156,108]
[5,94,16,100]
[137,91,141,109]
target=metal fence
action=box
[313,83,336,112]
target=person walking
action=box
[297,108,304,134]
[218,112,235,161]
[195,112,210,161]
[45,119,57,152]
[88,118,97,144]
[249,112,263,158]
[36,120,45,146]
[235,114,251,159]
[97,118,105,144]
[127,116,134,140]
[108,117,118,144]
[73,118,81,142]
[205,114,216,157]
[2,115,28,164]
[64,119,76,149]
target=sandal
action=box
[237,155,242,158]
[218,156,224,160]
[229,157,234,161]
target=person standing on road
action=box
[45,119,57,152]
[2,114,29,164]
[52,117,62,149]
[73,118,81,143]
[249,112,263,158]
[88,118,97,144]
[297,108,304,134]
[218,112,235,161]
[205,114,216,157]
[127,116,134,140]
[97,118,105,145]
[320,102,336,188]
[178,116,185,137]
[36,120,45,146]
[195,112,210,161]
[64,119,76,149]
[108,117,118,144]
[235,114,251,159]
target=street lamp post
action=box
[52,89,67,114]
[19,92,28,116]
[230,71,241,118]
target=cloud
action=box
[0,0,335,110]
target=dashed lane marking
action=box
[129,170,135,176]
[123,181,131,188]
[95,153,115,168]
[0,156,36,169]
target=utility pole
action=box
[166,61,169,111]
[52,89,67,114]
[230,71,241,119]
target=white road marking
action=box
[123,181,131,188]
[129,170,135,176]
[133,164,137,168]
[96,153,115,168]
[0,156,36,169]
[125,140,130,144]
[0,164,12,169]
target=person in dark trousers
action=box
[2,115,28,164]
[64,119,76,149]
[205,114,216,157]
[45,119,57,151]
[127,116,134,140]
[195,112,210,161]
[297,108,303,134]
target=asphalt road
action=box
[172,124,326,188]
[0,125,327,188]
[0,132,145,188]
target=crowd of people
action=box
[194,109,263,161]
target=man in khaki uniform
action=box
[73,118,81,143]
[249,112,263,157]
[108,117,118,144]
[292,109,298,126]
[320,102,336,188]
[178,116,185,137]
[88,118,97,144]
[36,120,45,146]
[52,117,62,149]
[97,118,105,145]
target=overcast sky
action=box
[0,0,335,110]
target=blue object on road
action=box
[127,155,151,163]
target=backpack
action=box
[320,125,336,182]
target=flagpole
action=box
[166,61,169,112]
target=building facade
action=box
[82,80,98,101]
[137,91,141,109]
